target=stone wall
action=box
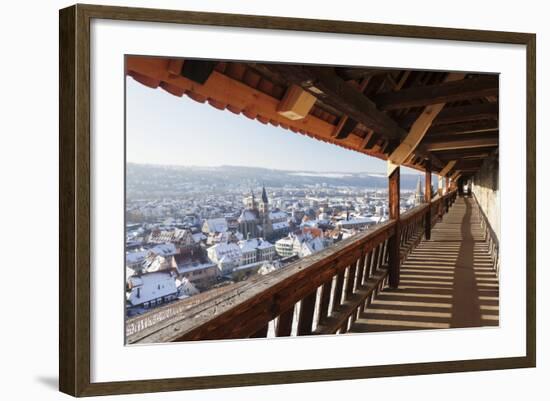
[471,152,500,242]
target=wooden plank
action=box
[388,166,401,288]
[297,290,317,335]
[374,75,499,110]
[277,84,317,120]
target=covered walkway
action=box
[350,197,499,333]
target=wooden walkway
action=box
[350,197,499,333]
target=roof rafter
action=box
[423,133,499,151]
[264,64,405,141]
[374,75,499,110]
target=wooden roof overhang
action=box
[126,56,499,179]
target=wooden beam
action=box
[450,170,462,181]
[246,62,445,170]
[426,120,499,136]
[387,103,446,174]
[423,134,499,151]
[332,78,370,139]
[415,144,445,171]
[374,75,499,111]
[399,102,498,128]
[265,64,406,141]
[167,59,184,77]
[334,67,387,81]
[277,84,317,120]
[433,146,497,160]
[387,73,465,174]
[387,166,400,288]
[181,60,217,84]
[361,130,375,149]
[439,160,457,177]
[455,159,484,169]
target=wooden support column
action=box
[388,165,400,288]
[424,162,432,240]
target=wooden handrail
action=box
[472,193,499,273]
[128,190,458,344]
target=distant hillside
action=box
[126,163,422,197]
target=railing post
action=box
[424,162,432,240]
[388,165,400,288]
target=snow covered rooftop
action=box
[239,238,274,252]
[203,218,229,233]
[148,243,177,257]
[238,209,258,222]
[272,221,290,230]
[268,211,288,220]
[126,250,147,265]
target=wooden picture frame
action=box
[59,3,536,397]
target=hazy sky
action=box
[126,77,419,175]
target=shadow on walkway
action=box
[350,197,499,333]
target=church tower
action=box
[259,185,269,214]
[259,185,273,239]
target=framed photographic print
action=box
[59,4,536,397]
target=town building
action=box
[175,249,220,291]
[201,217,229,235]
[238,238,276,265]
[126,270,179,308]
[207,242,242,274]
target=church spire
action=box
[261,185,269,204]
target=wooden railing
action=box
[126,281,249,337]
[128,190,457,344]
[473,194,500,274]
